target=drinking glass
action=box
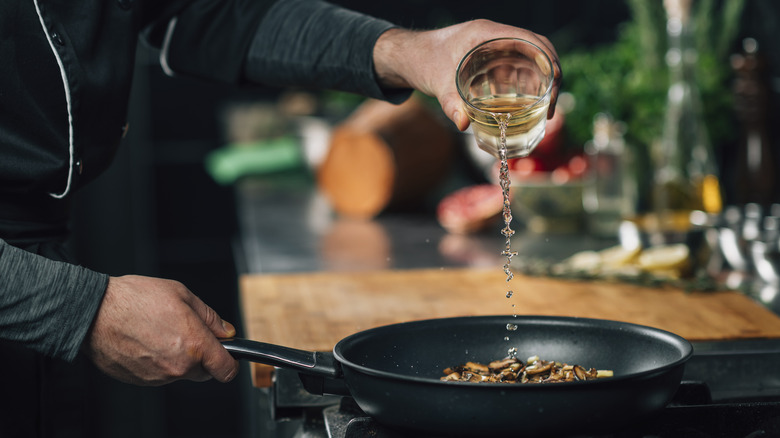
[456,38,554,159]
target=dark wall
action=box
[331,0,631,50]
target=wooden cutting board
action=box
[238,267,780,386]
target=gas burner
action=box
[317,382,780,438]
[323,398,405,438]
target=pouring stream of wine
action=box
[495,114,520,358]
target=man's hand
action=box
[84,275,239,386]
[373,19,561,131]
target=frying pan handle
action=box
[221,338,348,395]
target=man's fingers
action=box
[548,56,563,119]
[440,91,470,131]
[220,319,237,338]
[201,339,240,383]
[185,292,237,339]
[180,290,240,382]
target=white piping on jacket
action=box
[159,17,178,77]
[33,0,75,199]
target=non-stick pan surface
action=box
[224,315,692,437]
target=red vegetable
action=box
[437,184,504,234]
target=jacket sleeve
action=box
[242,0,411,103]
[0,239,108,361]
[148,0,411,102]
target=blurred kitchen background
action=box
[69,1,779,437]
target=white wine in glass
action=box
[466,94,550,159]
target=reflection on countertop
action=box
[232,175,614,276]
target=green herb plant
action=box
[560,0,745,150]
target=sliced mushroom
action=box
[488,357,521,372]
[573,365,588,381]
[524,360,553,375]
[440,372,462,381]
[441,355,613,384]
[463,361,489,374]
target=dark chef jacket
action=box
[0,1,405,436]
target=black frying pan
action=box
[222,315,692,437]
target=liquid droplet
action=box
[506,290,513,298]
[506,323,518,331]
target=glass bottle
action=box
[647,0,723,237]
[732,38,775,207]
[583,113,628,237]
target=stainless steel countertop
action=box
[232,174,610,276]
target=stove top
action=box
[317,382,780,438]
[265,345,780,438]
[267,373,780,438]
